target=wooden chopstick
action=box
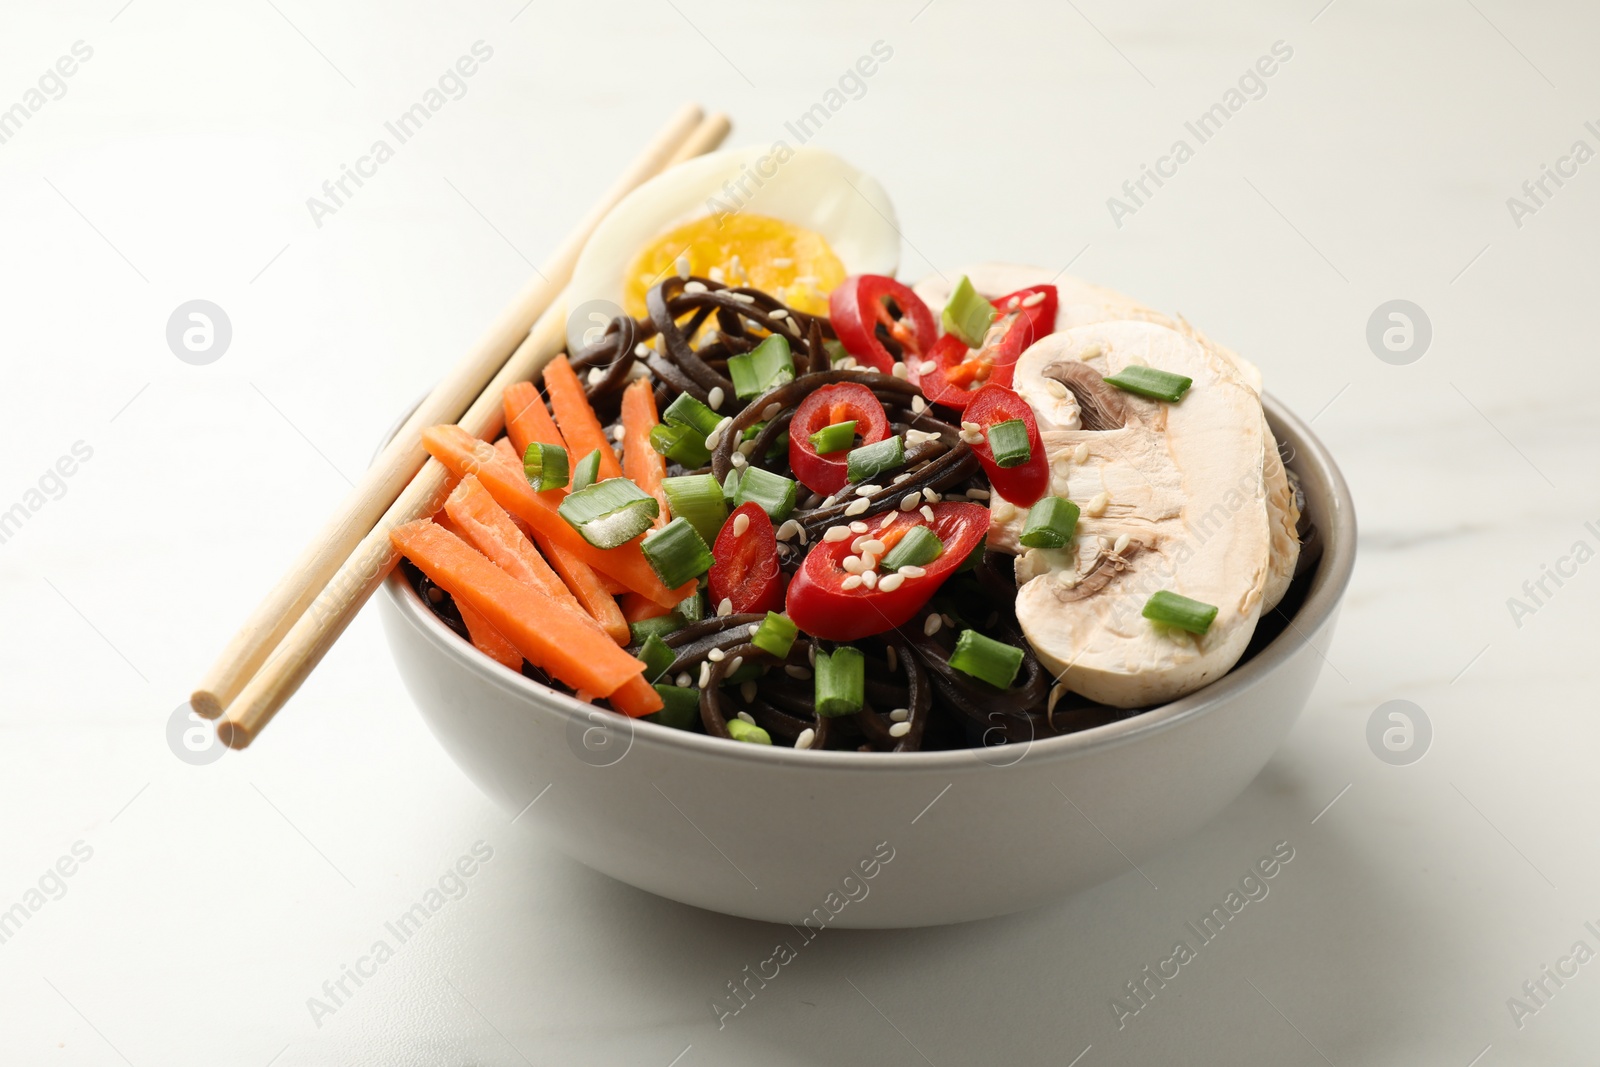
[197,106,731,745]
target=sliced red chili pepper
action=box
[828,275,937,374]
[709,502,782,615]
[964,384,1049,507]
[787,382,892,496]
[785,503,988,641]
[909,284,1058,409]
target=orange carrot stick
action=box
[621,376,669,527]
[606,673,667,718]
[620,591,672,624]
[444,476,580,610]
[390,519,653,705]
[423,425,688,608]
[433,514,525,672]
[489,438,630,643]
[503,381,568,458]
[543,356,623,481]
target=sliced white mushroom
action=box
[917,263,1297,608]
[992,322,1271,708]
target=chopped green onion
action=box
[721,468,741,507]
[1103,365,1193,403]
[558,477,658,549]
[638,633,676,682]
[649,423,712,468]
[647,685,700,730]
[824,339,849,364]
[629,614,683,644]
[880,525,944,571]
[662,392,722,436]
[941,275,997,349]
[751,612,798,659]
[727,334,795,399]
[986,419,1032,468]
[1019,497,1080,549]
[846,436,905,484]
[726,718,772,744]
[767,430,790,460]
[661,474,728,544]
[809,420,857,455]
[949,630,1024,689]
[1142,590,1218,635]
[725,660,763,685]
[640,517,716,589]
[522,442,569,491]
[734,466,798,521]
[675,589,704,623]
[571,449,602,492]
[814,646,865,717]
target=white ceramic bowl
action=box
[381,395,1354,927]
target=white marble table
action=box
[3,0,1597,1062]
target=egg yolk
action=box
[622,213,846,318]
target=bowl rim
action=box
[383,390,1356,773]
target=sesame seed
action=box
[587,367,605,385]
[786,319,802,336]
[855,484,881,497]
[729,656,744,674]
[708,266,725,283]
[878,573,905,592]
[899,565,926,578]
[824,525,852,543]
[893,472,913,484]
[1086,491,1110,517]
[1074,443,1091,464]
[959,430,984,445]
[845,498,870,516]
[732,513,751,537]
[878,513,896,530]
[892,362,909,379]
[966,488,991,501]
[843,555,865,574]
[795,727,816,750]
[860,539,886,555]
[900,493,920,511]
[889,707,910,722]
[1006,296,1021,309]
[808,645,816,665]
[911,395,927,414]
[717,597,734,617]
[889,721,911,738]
[611,423,626,441]
[708,647,725,662]
[740,680,757,702]
[820,495,838,508]
[1046,379,1069,400]
[635,342,653,358]
[738,440,758,458]
[860,552,878,570]
[961,420,981,433]
[1113,533,1131,554]
[885,646,899,671]
[698,662,712,688]
[918,359,937,374]
[708,386,725,410]
[942,613,956,627]
[1078,343,1102,362]
[1021,290,1047,308]
[841,574,864,590]
[676,671,692,688]
[730,452,747,469]
[729,291,755,303]
[749,623,762,636]
[762,402,783,420]
[776,519,801,541]
[920,505,936,522]
[770,308,789,319]
[737,710,756,725]
[676,255,690,278]
[685,280,707,294]
[785,664,813,679]
[922,488,940,503]
[924,614,942,636]
[849,521,869,534]
[861,570,878,589]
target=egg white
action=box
[566,145,901,353]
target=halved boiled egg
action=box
[567,145,901,352]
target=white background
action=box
[3,0,1597,1063]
